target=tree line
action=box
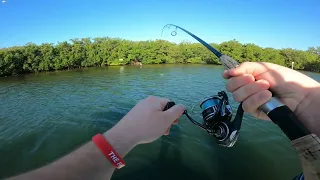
[0,37,319,77]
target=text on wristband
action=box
[109,151,124,167]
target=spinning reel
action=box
[164,91,244,147]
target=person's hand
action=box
[223,62,320,134]
[108,96,185,146]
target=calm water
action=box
[0,64,319,179]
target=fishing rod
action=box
[162,23,320,179]
[161,24,320,179]
[161,24,311,143]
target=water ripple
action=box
[0,65,312,179]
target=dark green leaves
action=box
[0,38,319,77]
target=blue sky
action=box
[0,0,319,50]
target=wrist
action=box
[103,125,137,157]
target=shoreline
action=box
[1,39,319,77]
[0,63,319,79]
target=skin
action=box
[8,62,320,179]
[9,96,185,180]
[223,62,320,180]
[223,62,320,136]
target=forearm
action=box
[10,142,114,180]
[9,127,135,180]
[7,96,183,180]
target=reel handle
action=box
[163,101,176,111]
[163,101,207,130]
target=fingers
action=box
[232,79,270,102]
[227,62,270,77]
[254,110,270,121]
[158,98,170,110]
[146,96,170,110]
[242,90,272,114]
[222,62,281,121]
[163,104,185,123]
[164,120,178,136]
[164,119,179,135]
[223,70,231,79]
[226,74,255,92]
[164,126,171,135]
[223,62,279,79]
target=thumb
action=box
[163,104,185,123]
[227,62,271,77]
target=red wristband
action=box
[92,133,126,169]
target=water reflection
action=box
[113,125,212,180]
[158,126,182,166]
[119,66,124,74]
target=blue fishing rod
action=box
[162,24,310,146]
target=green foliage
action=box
[187,57,203,64]
[0,37,319,76]
[220,40,244,62]
[242,43,263,62]
[262,48,285,66]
